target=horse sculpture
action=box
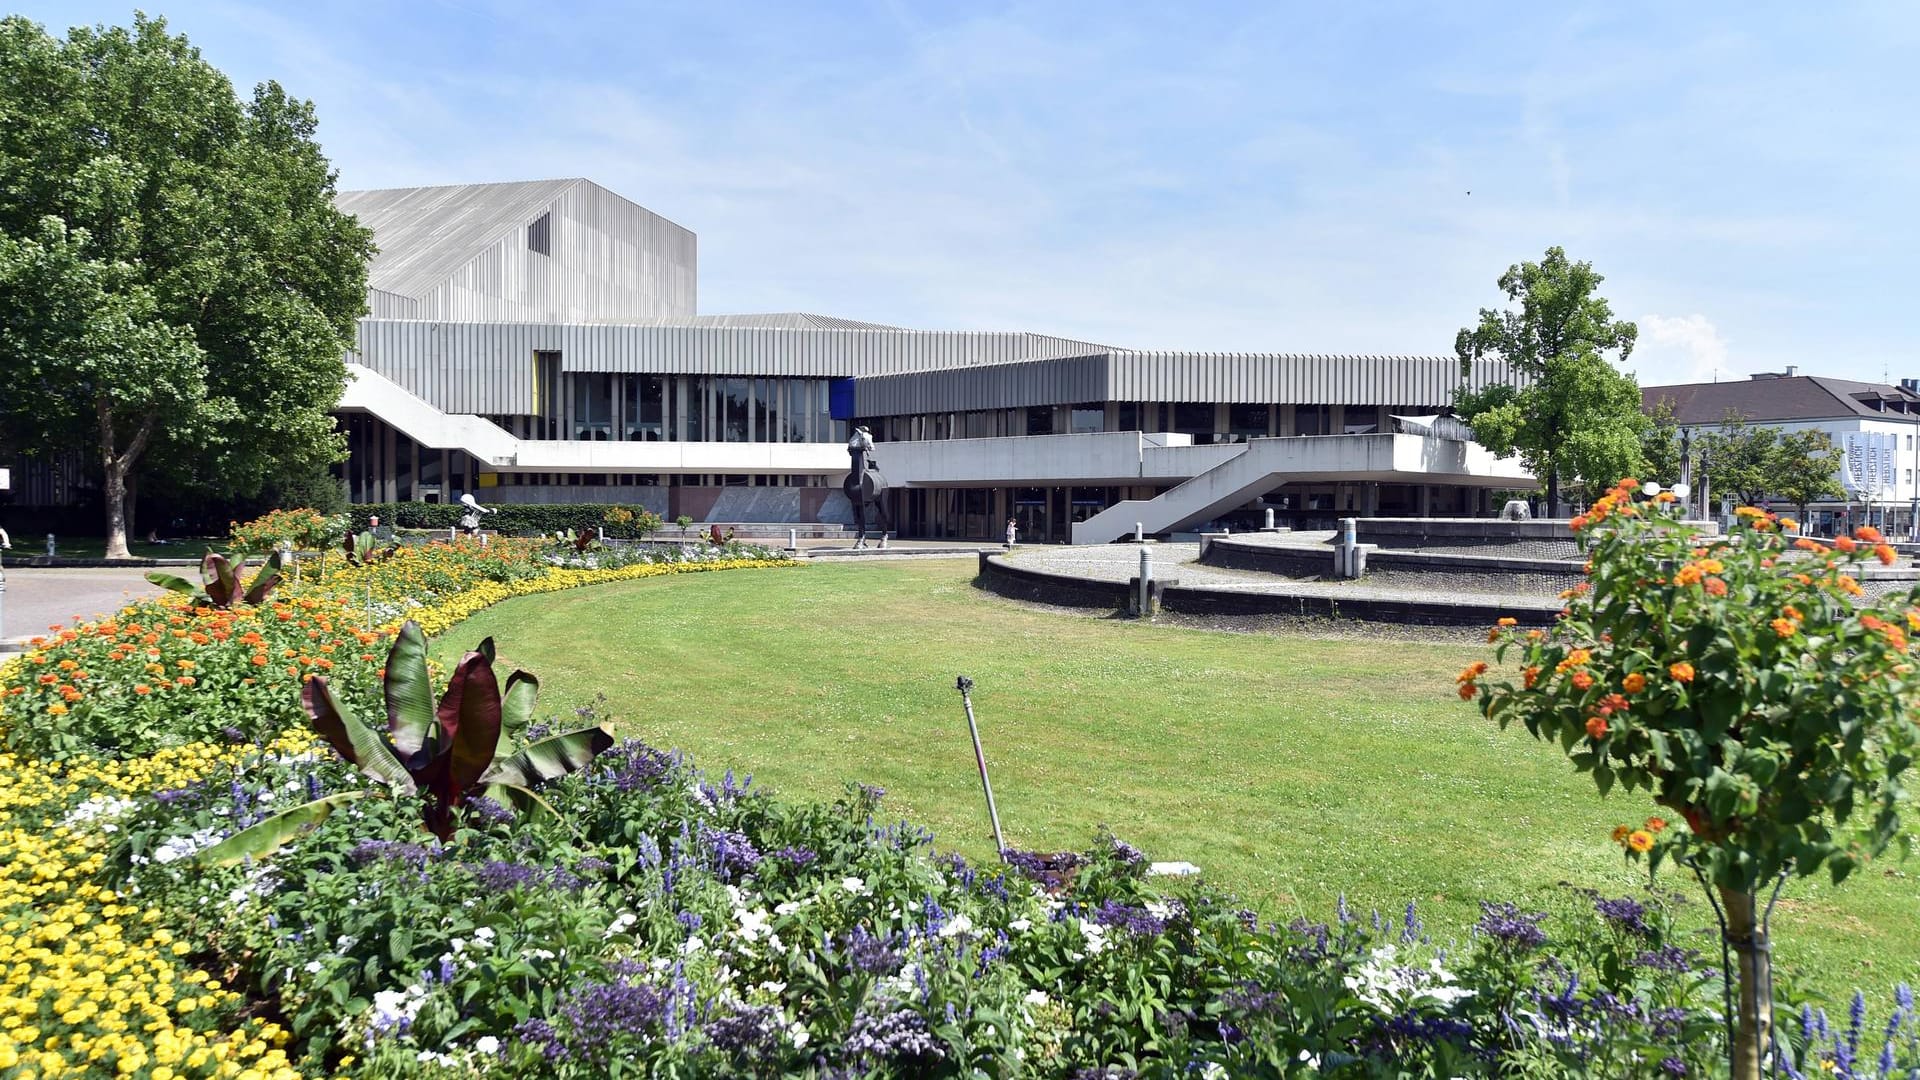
[844,428,892,549]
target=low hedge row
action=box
[348,502,671,539]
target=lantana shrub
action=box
[1465,478,1920,1079]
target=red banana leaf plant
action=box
[197,620,613,866]
[146,550,289,609]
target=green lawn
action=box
[18,536,221,560]
[440,558,1919,1003]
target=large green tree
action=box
[1769,428,1846,522]
[0,14,372,557]
[1454,247,1645,512]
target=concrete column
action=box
[381,424,396,502]
[1329,405,1346,435]
[1278,404,1296,436]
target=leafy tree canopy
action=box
[1454,247,1645,510]
[0,14,373,556]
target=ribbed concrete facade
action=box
[325,178,1532,539]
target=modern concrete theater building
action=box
[334,178,1529,543]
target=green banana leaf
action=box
[384,621,438,768]
[302,677,413,791]
[195,790,373,867]
[481,725,614,788]
[500,670,539,740]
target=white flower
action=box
[1009,917,1032,933]
[681,936,706,956]
[757,980,786,996]
[737,908,772,941]
[1077,919,1109,956]
[841,876,868,895]
[938,913,973,939]
[473,926,496,944]
[475,1036,501,1055]
[1023,989,1050,1007]
[304,960,323,974]
[63,795,135,830]
[788,1022,810,1049]
[152,827,223,865]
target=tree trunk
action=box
[98,402,156,562]
[1545,470,1561,518]
[103,454,132,561]
[124,473,138,549]
[1719,886,1773,1080]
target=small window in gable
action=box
[528,212,551,256]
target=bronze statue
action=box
[844,425,891,549]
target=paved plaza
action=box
[0,566,163,649]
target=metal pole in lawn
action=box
[954,675,1007,860]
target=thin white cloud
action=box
[1635,314,1732,387]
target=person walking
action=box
[1005,517,1017,549]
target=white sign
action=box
[0,467,8,491]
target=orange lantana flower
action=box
[1621,673,1647,694]
[1585,715,1609,740]
[1669,661,1695,682]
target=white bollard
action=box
[1264,507,1275,530]
[449,526,457,543]
[1134,522,1144,542]
[788,527,798,551]
[1138,546,1153,616]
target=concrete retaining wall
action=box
[974,552,1557,626]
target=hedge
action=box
[349,501,668,538]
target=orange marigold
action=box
[1835,535,1858,553]
[1611,824,1632,844]
[1622,672,1647,693]
[1646,817,1668,833]
[1856,525,1884,542]
[1876,544,1898,566]
[1585,715,1609,740]
[1668,661,1695,682]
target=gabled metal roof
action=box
[335,179,586,300]
[1644,376,1920,425]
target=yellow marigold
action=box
[1626,830,1655,853]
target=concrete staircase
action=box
[1073,434,1518,544]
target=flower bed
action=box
[2,533,1915,1077]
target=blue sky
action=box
[20,2,1919,384]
